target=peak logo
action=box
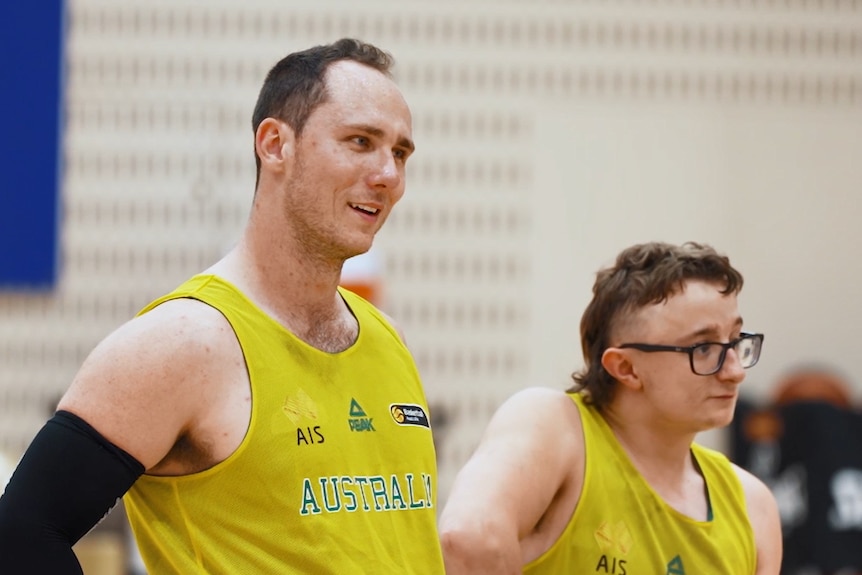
[666,555,685,575]
[348,399,375,432]
[390,404,430,428]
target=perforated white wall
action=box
[1,1,860,509]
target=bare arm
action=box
[58,298,239,470]
[0,298,242,572]
[734,464,783,575]
[438,387,583,575]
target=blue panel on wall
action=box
[0,2,65,289]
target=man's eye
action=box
[693,344,714,357]
[352,136,369,146]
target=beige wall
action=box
[1,1,861,511]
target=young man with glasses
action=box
[440,241,782,574]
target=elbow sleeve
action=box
[0,410,144,573]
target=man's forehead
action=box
[626,283,740,337]
[324,59,398,95]
[315,63,412,139]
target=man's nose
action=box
[368,151,401,190]
[719,347,746,383]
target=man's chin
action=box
[337,238,376,265]
[343,246,372,261]
[708,411,736,432]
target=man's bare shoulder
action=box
[504,386,576,407]
[731,462,780,515]
[489,386,586,482]
[731,462,783,573]
[482,386,584,459]
[132,296,236,341]
[731,463,774,503]
[440,386,585,574]
[88,297,238,374]
[494,387,580,428]
[58,296,242,468]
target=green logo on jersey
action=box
[348,398,375,432]
[349,398,366,417]
[666,555,685,575]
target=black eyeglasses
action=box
[618,332,764,376]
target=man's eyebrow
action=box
[683,316,744,341]
[398,136,416,154]
[347,124,415,153]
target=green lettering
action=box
[299,478,321,515]
[369,476,390,511]
[354,476,372,511]
[348,418,376,432]
[319,477,341,512]
[390,474,407,510]
[422,472,434,508]
[405,473,426,509]
[340,476,358,512]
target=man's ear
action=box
[601,348,642,391]
[255,118,295,174]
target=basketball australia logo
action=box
[390,404,430,428]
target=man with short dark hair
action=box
[0,38,445,574]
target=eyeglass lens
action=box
[692,336,760,374]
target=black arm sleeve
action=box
[0,410,145,574]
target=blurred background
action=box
[1,0,861,573]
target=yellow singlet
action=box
[124,275,445,574]
[524,393,756,575]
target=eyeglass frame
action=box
[616,332,765,376]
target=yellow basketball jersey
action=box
[124,275,445,574]
[524,393,756,575]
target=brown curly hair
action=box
[569,241,744,410]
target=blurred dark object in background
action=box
[731,366,862,575]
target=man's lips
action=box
[349,202,381,215]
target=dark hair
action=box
[570,241,744,410]
[251,38,395,185]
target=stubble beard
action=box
[283,159,374,268]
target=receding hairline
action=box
[310,61,414,150]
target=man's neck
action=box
[602,401,699,482]
[209,232,347,330]
[602,402,710,521]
